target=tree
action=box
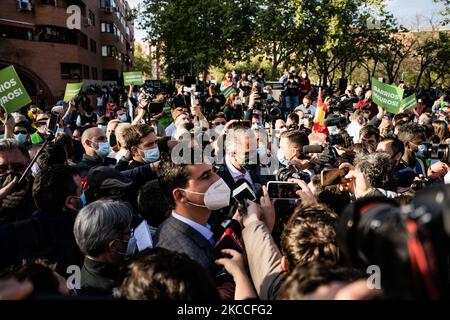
[254,0,306,80]
[139,0,258,81]
[293,0,386,86]
[134,44,152,79]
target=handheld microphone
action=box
[214,219,244,254]
[227,179,257,217]
[303,145,324,154]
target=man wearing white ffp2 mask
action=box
[155,161,231,276]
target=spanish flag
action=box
[313,88,329,135]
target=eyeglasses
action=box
[14,131,28,135]
[0,163,28,175]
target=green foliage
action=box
[134,45,152,79]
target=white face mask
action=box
[251,124,259,130]
[180,178,231,210]
[214,124,225,135]
[98,125,107,132]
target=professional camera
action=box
[324,116,348,129]
[329,95,359,112]
[275,165,311,183]
[139,87,155,101]
[411,175,436,191]
[337,184,450,299]
[416,142,450,164]
[328,130,353,148]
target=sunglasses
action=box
[0,163,28,175]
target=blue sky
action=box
[128,0,448,41]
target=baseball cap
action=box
[86,166,133,191]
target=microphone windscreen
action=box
[303,145,324,154]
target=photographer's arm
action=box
[241,201,284,300]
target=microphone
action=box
[303,145,324,154]
[227,178,257,218]
[214,219,244,254]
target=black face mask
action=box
[109,133,117,147]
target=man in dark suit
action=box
[154,156,231,277]
[211,126,273,225]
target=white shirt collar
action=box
[225,155,253,184]
[171,211,213,241]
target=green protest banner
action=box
[222,86,238,99]
[371,78,404,114]
[63,82,83,102]
[123,71,144,86]
[0,65,32,113]
[401,94,417,111]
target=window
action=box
[83,65,90,79]
[92,67,98,80]
[78,32,88,49]
[90,38,96,53]
[101,22,114,33]
[40,0,56,5]
[60,63,82,80]
[99,0,113,9]
[101,45,116,57]
[35,25,78,44]
[0,24,33,41]
[88,10,95,26]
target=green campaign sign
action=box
[401,94,417,111]
[371,78,404,114]
[123,71,144,86]
[0,65,32,113]
[63,82,83,102]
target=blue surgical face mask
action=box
[119,114,128,123]
[98,125,107,132]
[14,133,28,144]
[267,94,273,100]
[81,191,87,207]
[142,147,160,163]
[94,141,111,158]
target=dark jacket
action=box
[209,162,272,228]
[76,154,117,178]
[155,216,220,277]
[80,257,119,295]
[0,208,83,275]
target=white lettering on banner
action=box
[0,79,17,92]
[0,88,23,105]
[373,91,400,107]
[66,5,81,30]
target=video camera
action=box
[328,130,353,148]
[329,94,359,112]
[275,164,311,184]
[416,142,450,164]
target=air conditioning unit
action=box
[104,6,113,13]
[17,0,32,12]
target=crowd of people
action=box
[1,66,450,300]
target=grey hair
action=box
[224,127,256,155]
[0,138,30,159]
[74,200,133,257]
